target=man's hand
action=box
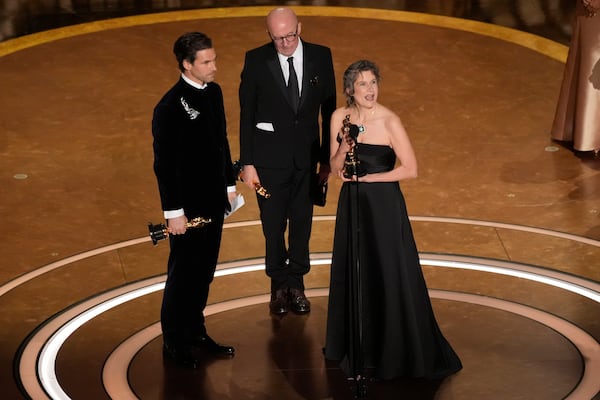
[167,215,188,235]
[239,164,260,191]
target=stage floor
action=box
[1,5,599,400]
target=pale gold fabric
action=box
[551,1,600,152]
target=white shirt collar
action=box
[181,73,207,90]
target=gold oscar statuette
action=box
[342,114,367,179]
[148,216,212,245]
[254,183,271,199]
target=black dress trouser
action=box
[161,214,224,346]
[257,167,313,292]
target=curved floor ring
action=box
[0,6,567,61]
[101,289,600,400]
[15,254,600,400]
[2,216,599,298]
[1,6,593,400]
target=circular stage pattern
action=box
[9,216,600,400]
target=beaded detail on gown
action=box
[324,142,462,380]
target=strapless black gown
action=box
[324,143,462,380]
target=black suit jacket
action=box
[239,40,336,170]
[152,78,236,219]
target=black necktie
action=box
[287,57,299,111]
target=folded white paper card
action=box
[225,194,245,218]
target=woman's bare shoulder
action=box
[377,104,402,125]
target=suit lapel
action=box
[266,51,295,110]
[300,45,314,111]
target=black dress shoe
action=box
[194,334,235,357]
[162,343,200,368]
[269,288,289,314]
[289,288,311,314]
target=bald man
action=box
[239,7,336,315]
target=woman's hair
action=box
[173,32,213,72]
[343,60,381,106]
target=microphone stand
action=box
[342,116,368,399]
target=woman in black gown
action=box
[324,60,462,381]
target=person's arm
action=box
[238,52,257,167]
[212,83,237,190]
[317,47,337,182]
[152,100,190,233]
[238,52,264,191]
[329,108,354,177]
[214,84,238,206]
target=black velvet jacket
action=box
[152,78,236,219]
